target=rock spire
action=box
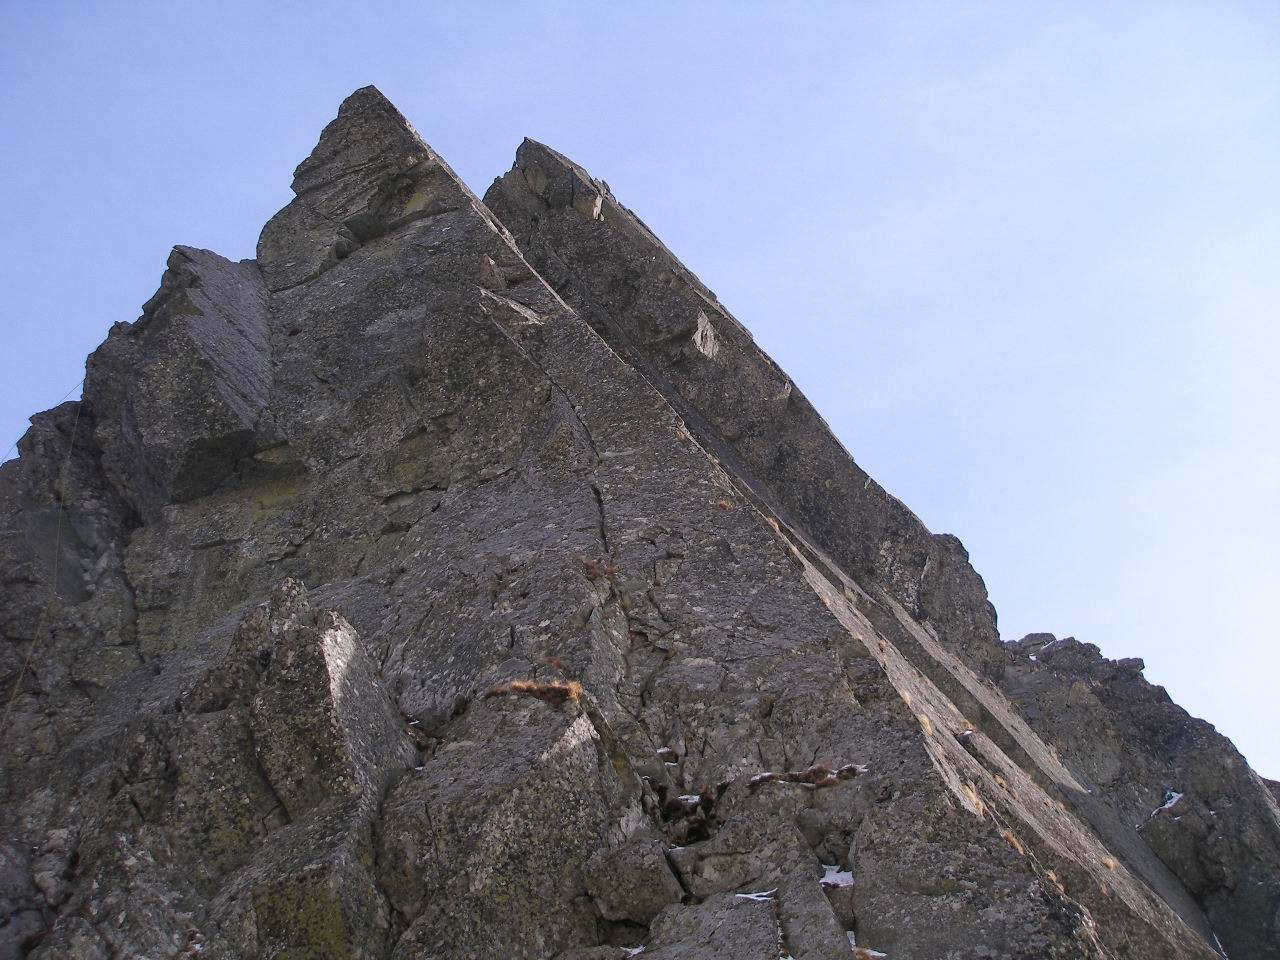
[1,86,1276,960]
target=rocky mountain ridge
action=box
[1,86,1276,960]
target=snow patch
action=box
[1137,790,1184,829]
[735,888,777,901]
[821,863,853,887]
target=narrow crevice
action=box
[244,721,293,828]
[475,297,602,470]
[590,482,610,554]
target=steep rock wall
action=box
[0,87,1271,960]
[483,140,1280,959]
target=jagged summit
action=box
[1,88,1277,960]
[506,136,726,308]
[288,86,423,195]
[259,83,515,295]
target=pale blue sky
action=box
[2,2,1277,775]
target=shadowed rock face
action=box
[0,86,1273,960]
[1000,635,1280,960]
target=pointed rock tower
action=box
[2,87,1277,960]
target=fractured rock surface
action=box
[1,86,1276,959]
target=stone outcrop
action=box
[1001,635,1280,960]
[1,86,1276,959]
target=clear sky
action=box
[1,2,1276,776]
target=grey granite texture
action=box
[0,86,1273,959]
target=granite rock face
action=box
[0,86,1275,959]
[1000,635,1280,960]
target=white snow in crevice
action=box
[735,888,777,901]
[1213,932,1230,958]
[677,795,702,803]
[821,863,853,887]
[1137,790,1184,829]
[846,933,889,957]
[848,941,887,959]
[623,948,645,958]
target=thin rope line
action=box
[1,379,85,466]
[0,395,85,738]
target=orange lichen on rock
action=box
[999,827,1026,856]
[484,678,583,707]
[748,762,867,792]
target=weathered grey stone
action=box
[0,85,1271,960]
[667,807,814,900]
[25,916,109,960]
[555,950,633,960]
[85,245,271,521]
[484,139,1001,675]
[483,132,1276,959]
[0,841,45,959]
[585,835,684,925]
[378,694,618,958]
[1002,633,1280,958]
[644,893,780,960]
[776,864,852,960]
